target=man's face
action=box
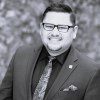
[40,12,78,56]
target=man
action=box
[0,3,100,100]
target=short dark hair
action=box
[41,3,76,25]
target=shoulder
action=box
[16,43,43,55]
[13,43,43,60]
[73,49,100,85]
[75,49,98,72]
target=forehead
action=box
[43,12,73,25]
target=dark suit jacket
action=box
[0,44,100,100]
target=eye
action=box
[43,23,54,31]
[44,24,54,28]
[58,25,69,32]
[58,26,68,30]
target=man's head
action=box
[40,3,78,56]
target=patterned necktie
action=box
[33,56,55,100]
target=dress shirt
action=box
[31,46,71,99]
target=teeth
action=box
[52,38,58,40]
[51,39,58,42]
[48,38,62,41]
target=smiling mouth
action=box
[48,37,62,41]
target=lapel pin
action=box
[69,65,73,69]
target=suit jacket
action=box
[0,44,100,100]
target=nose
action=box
[51,27,59,37]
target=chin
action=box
[47,44,62,51]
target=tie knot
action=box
[48,56,55,63]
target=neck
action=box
[47,46,71,57]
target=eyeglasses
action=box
[42,23,75,33]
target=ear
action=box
[73,25,78,39]
[39,23,43,35]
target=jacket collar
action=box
[44,45,79,100]
[39,46,71,65]
[26,43,78,100]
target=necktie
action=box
[33,56,55,100]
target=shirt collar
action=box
[56,47,71,64]
[39,46,49,61]
[39,46,71,65]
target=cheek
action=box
[62,33,72,40]
[61,34,73,45]
[40,33,49,42]
[41,29,49,36]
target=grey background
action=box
[0,0,100,84]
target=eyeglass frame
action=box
[41,23,75,33]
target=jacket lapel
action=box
[45,46,79,100]
[26,44,43,100]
